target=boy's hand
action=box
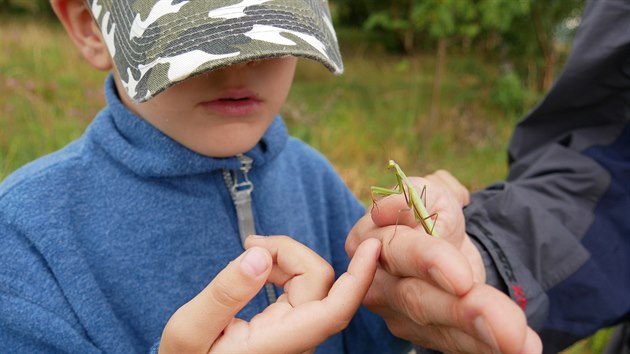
[346,174,542,354]
[160,235,381,354]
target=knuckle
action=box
[275,235,292,243]
[434,169,451,179]
[398,279,430,326]
[208,276,247,309]
[305,261,335,290]
[320,262,335,284]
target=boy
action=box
[0,0,411,353]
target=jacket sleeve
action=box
[464,0,630,351]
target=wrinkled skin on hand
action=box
[346,172,542,354]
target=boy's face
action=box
[114,57,298,157]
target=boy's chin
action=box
[191,141,259,158]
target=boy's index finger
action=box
[244,235,335,306]
[282,238,382,343]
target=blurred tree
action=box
[335,0,377,27]
[355,0,584,105]
[498,0,583,91]
[364,0,530,122]
[0,0,54,17]
[529,0,583,90]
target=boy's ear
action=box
[51,0,113,71]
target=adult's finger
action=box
[460,284,534,354]
[391,321,497,354]
[404,324,539,354]
[346,219,472,297]
[364,276,497,354]
[159,247,272,354]
[286,238,382,347]
[524,328,544,354]
[371,278,537,354]
[424,169,470,207]
[378,224,473,296]
[244,235,335,305]
[346,211,381,259]
[362,267,462,324]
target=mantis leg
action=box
[421,212,438,236]
[370,185,403,215]
[370,184,411,242]
[420,185,427,206]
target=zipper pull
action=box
[222,154,278,304]
[233,154,254,195]
[225,154,255,244]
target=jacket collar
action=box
[88,74,288,177]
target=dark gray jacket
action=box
[464,0,630,352]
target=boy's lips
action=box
[201,89,262,117]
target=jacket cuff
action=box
[466,218,549,330]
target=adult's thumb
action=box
[159,247,272,353]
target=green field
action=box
[0,17,614,353]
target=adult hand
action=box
[346,175,542,354]
[160,235,381,354]
[424,169,470,207]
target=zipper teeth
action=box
[222,154,254,197]
[237,153,253,174]
[222,169,234,195]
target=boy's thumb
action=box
[239,247,272,277]
[160,247,272,353]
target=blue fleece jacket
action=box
[0,76,410,353]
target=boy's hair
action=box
[86,0,343,102]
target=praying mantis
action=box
[371,160,440,238]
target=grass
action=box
[0,17,612,353]
[284,49,528,203]
[0,18,105,178]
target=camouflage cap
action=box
[87,0,344,102]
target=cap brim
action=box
[88,0,343,102]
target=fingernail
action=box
[474,316,500,353]
[241,248,269,277]
[428,267,456,295]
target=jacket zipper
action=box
[222,154,277,304]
